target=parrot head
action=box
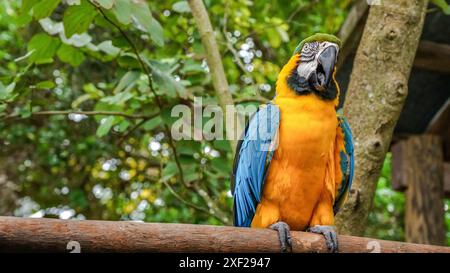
[279,33,341,100]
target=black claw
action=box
[307,225,338,253]
[269,221,292,253]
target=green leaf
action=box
[162,162,178,181]
[181,59,204,74]
[21,0,40,14]
[213,140,231,152]
[71,94,92,108]
[97,40,121,56]
[114,71,140,93]
[94,0,114,9]
[142,116,162,131]
[83,83,105,97]
[431,0,450,14]
[57,44,85,66]
[66,0,81,5]
[147,18,165,47]
[36,81,55,89]
[117,120,130,132]
[130,2,164,46]
[184,172,200,183]
[96,116,115,137]
[32,0,61,19]
[276,26,289,42]
[69,189,88,209]
[172,1,191,13]
[177,141,201,155]
[101,91,133,105]
[17,12,33,27]
[160,107,178,126]
[117,53,140,69]
[211,157,231,175]
[112,0,132,24]
[0,82,16,101]
[19,102,32,118]
[267,28,281,48]
[146,60,187,98]
[27,33,61,64]
[63,0,97,38]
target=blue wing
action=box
[231,103,280,227]
[333,113,354,214]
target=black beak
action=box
[311,46,337,92]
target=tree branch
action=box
[161,179,226,224]
[188,0,240,153]
[1,217,449,253]
[32,110,158,119]
[3,110,160,120]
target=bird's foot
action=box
[269,221,292,253]
[307,225,338,253]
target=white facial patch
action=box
[297,41,339,80]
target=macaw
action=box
[231,33,354,253]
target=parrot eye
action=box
[300,42,319,62]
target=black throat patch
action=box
[286,66,337,101]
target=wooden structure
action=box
[337,1,450,245]
[0,217,449,253]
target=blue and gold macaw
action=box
[231,33,354,252]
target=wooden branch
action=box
[414,40,450,74]
[336,0,368,69]
[427,98,450,161]
[427,99,450,134]
[5,110,160,120]
[338,0,369,47]
[188,0,240,153]
[0,217,449,253]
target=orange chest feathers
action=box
[252,94,338,230]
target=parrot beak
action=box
[311,46,337,92]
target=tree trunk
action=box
[392,135,446,245]
[188,0,240,152]
[335,0,429,235]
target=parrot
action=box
[231,33,354,253]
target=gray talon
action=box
[269,221,292,253]
[307,225,338,253]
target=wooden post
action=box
[0,217,449,253]
[392,135,446,245]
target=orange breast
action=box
[250,94,337,230]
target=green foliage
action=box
[57,44,85,66]
[32,0,61,19]
[63,0,97,38]
[28,33,61,64]
[172,1,191,13]
[431,0,450,15]
[365,153,406,242]
[96,116,116,137]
